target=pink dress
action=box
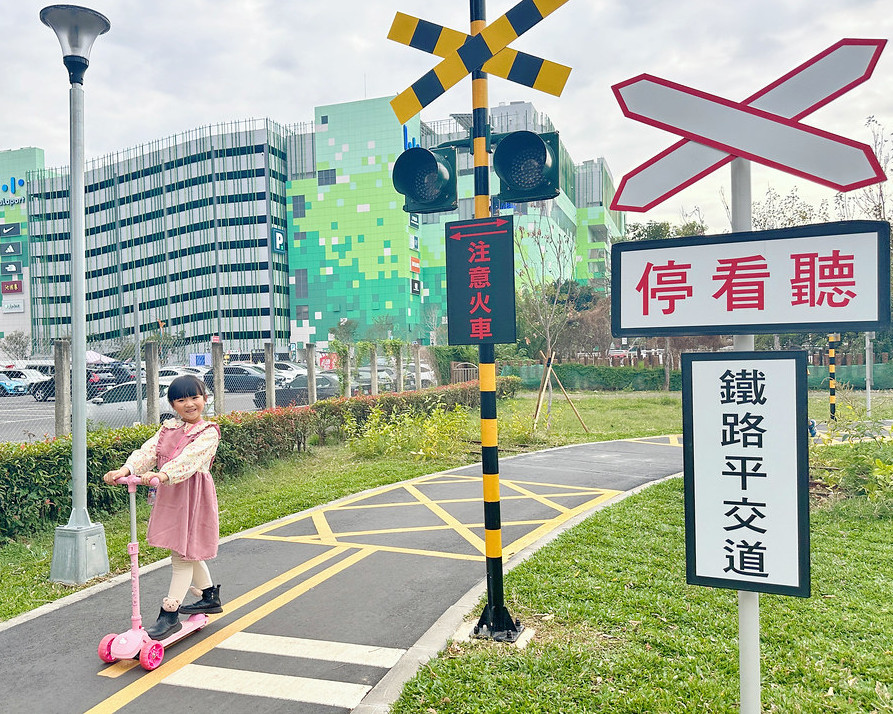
[141,421,221,561]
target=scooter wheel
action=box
[98,634,118,663]
[139,640,164,671]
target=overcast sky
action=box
[4,0,892,232]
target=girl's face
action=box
[171,393,206,424]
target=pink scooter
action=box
[97,475,209,671]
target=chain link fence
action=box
[1,333,440,443]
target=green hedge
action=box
[806,362,893,390]
[501,363,682,391]
[0,378,520,542]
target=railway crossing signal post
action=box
[389,0,573,642]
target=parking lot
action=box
[0,391,260,444]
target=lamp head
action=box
[40,5,110,84]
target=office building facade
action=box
[4,98,622,357]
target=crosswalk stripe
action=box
[216,632,406,668]
[163,664,371,708]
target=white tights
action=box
[163,552,213,611]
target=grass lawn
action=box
[1,389,892,711]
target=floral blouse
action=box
[124,419,219,484]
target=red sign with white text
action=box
[611,221,890,336]
[1,280,23,294]
[445,216,516,345]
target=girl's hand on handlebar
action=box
[141,471,168,486]
[103,468,129,485]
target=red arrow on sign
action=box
[449,218,509,230]
[449,229,510,241]
[611,38,887,212]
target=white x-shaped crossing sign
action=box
[610,39,887,212]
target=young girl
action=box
[103,375,223,640]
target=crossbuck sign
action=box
[610,39,887,211]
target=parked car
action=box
[0,374,28,396]
[254,372,342,408]
[32,366,119,401]
[273,361,306,383]
[203,364,268,392]
[356,366,395,393]
[0,368,51,394]
[85,381,215,429]
[97,361,138,384]
[157,366,200,385]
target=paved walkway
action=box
[0,437,683,714]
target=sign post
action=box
[388,0,573,643]
[610,37,887,714]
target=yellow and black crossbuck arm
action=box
[389,0,571,124]
[388,12,571,101]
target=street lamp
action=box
[42,4,111,585]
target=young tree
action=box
[513,204,580,360]
[750,186,830,230]
[0,330,31,361]
[835,116,892,221]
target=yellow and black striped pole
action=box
[470,0,521,643]
[828,333,839,420]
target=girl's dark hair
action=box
[166,375,208,404]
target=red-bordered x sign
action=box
[610,39,887,212]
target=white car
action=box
[0,368,51,394]
[85,381,214,430]
[274,361,307,383]
[157,366,200,385]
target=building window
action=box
[317,169,336,186]
[294,269,308,299]
[292,195,306,217]
[295,305,309,321]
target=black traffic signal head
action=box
[392,146,458,214]
[493,130,560,203]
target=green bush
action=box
[501,363,681,391]
[0,379,518,541]
[348,405,472,461]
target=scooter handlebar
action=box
[113,474,160,487]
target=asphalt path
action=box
[0,437,683,713]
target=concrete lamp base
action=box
[49,523,109,585]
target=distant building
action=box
[7,97,623,357]
[0,147,44,339]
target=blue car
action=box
[0,375,28,396]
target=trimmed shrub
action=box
[501,363,681,391]
[0,379,518,541]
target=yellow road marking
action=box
[500,480,570,514]
[402,483,486,554]
[503,489,621,557]
[88,548,372,713]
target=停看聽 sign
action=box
[611,220,890,336]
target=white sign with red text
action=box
[611,221,890,337]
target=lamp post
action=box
[42,4,111,584]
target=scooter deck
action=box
[159,613,209,647]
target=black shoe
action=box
[179,585,223,615]
[145,607,182,640]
